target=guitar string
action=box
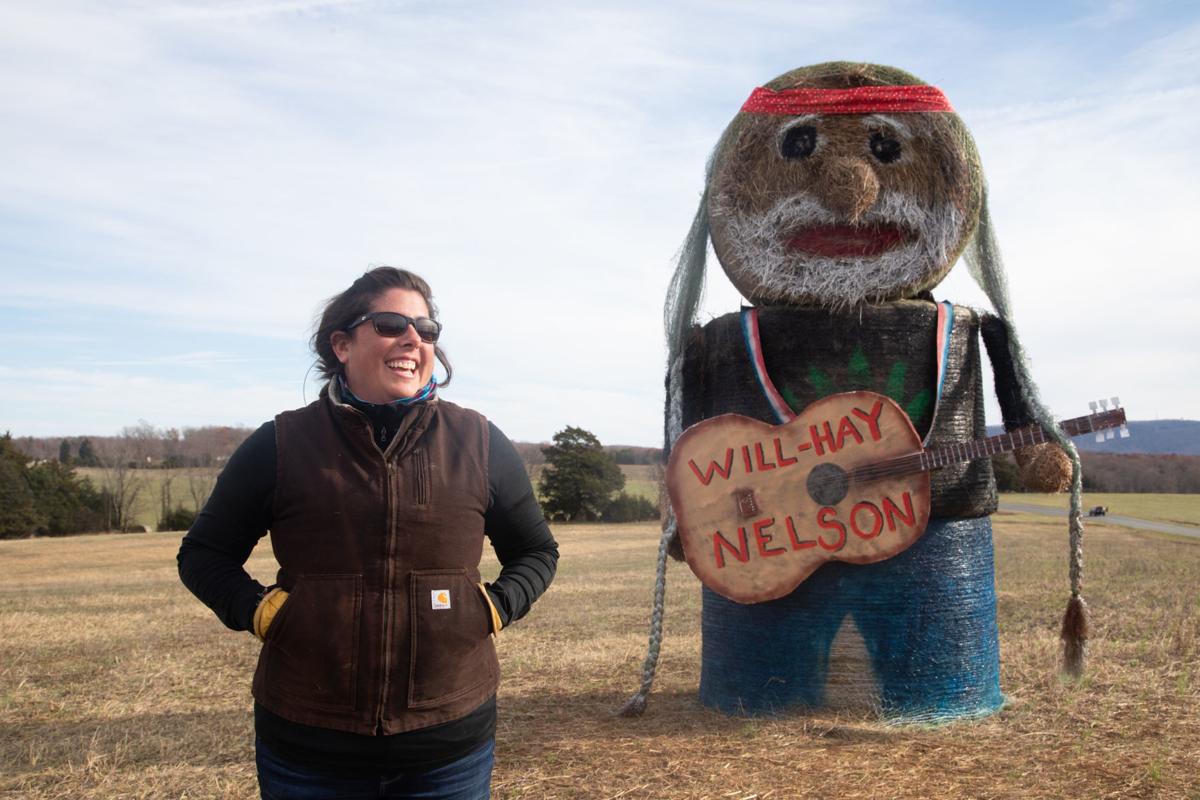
[797,415,1109,494]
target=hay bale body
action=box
[648,61,1074,719]
[681,300,1002,719]
[699,516,1001,720]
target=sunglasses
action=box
[346,312,442,343]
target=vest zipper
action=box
[376,460,398,733]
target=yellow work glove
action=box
[253,587,289,641]
[478,583,503,634]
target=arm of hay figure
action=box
[980,312,1072,493]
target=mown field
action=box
[999,492,1200,527]
[2,509,1197,799]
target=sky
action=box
[2,0,1198,446]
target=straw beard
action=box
[711,189,965,309]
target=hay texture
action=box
[630,61,1084,721]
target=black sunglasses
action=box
[346,312,442,343]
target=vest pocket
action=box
[412,448,430,507]
[407,569,493,709]
[263,573,362,711]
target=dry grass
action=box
[2,516,1198,799]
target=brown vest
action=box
[251,388,499,735]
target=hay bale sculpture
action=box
[622,62,1095,722]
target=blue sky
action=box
[2,0,1197,445]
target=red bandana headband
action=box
[741,85,954,115]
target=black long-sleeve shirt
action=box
[177,397,557,771]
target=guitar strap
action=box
[741,301,955,445]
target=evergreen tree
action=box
[77,438,98,467]
[26,461,108,536]
[539,426,624,521]
[0,433,110,538]
[0,433,42,538]
[58,439,72,464]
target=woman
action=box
[178,267,558,799]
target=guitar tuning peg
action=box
[1089,400,1099,412]
[1111,396,1120,408]
[1100,398,1110,410]
[1119,424,1130,438]
[1105,429,1115,440]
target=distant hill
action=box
[987,419,1200,456]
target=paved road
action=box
[998,501,1200,539]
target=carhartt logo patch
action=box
[431,589,451,610]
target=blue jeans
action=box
[255,737,494,800]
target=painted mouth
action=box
[786,224,909,257]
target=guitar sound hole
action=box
[807,463,849,506]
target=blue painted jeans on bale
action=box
[256,737,494,800]
[699,516,1003,722]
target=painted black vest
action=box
[679,299,997,519]
[252,387,499,735]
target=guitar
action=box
[666,391,1128,604]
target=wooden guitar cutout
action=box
[667,390,1128,604]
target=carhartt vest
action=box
[679,300,997,519]
[252,389,498,735]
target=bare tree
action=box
[159,470,178,524]
[96,439,150,531]
[185,467,218,511]
[121,420,162,466]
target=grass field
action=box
[617,464,662,504]
[76,465,659,530]
[75,467,218,530]
[74,465,1199,532]
[1000,492,1200,527]
[523,464,663,507]
[2,514,1198,799]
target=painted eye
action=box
[780,125,818,159]
[870,132,902,164]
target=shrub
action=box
[26,461,109,536]
[159,506,198,532]
[603,491,659,522]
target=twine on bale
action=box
[964,192,1089,677]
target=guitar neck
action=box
[849,410,1125,484]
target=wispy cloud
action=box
[159,0,381,23]
[2,1,1197,440]
[67,352,272,368]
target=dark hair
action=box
[311,266,453,386]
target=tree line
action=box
[991,451,1200,493]
[15,422,255,469]
[2,422,222,539]
[1,433,111,538]
[7,420,1197,540]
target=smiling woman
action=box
[312,271,452,401]
[176,266,558,800]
